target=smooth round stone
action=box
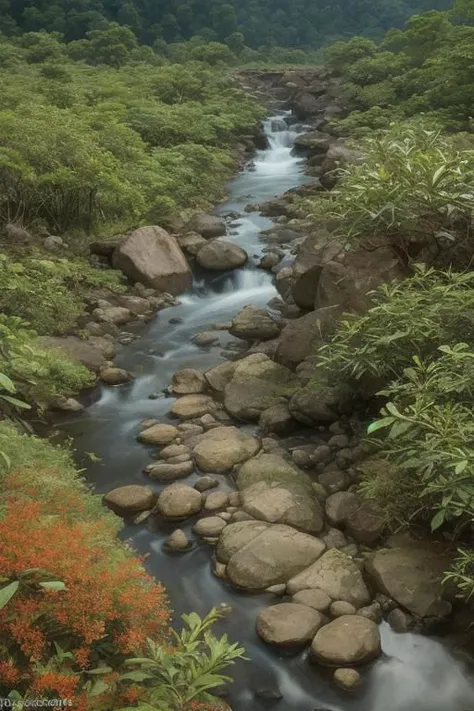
[103,485,156,516]
[194,476,219,492]
[145,461,194,481]
[334,668,361,690]
[138,423,178,445]
[161,444,190,459]
[257,603,325,647]
[193,516,227,537]
[204,492,230,511]
[100,367,132,385]
[311,615,381,666]
[170,394,216,420]
[292,589,332,613]
[330,601,357,618]
[164,529,192,552]
[158,484,202,519]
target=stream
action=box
[59,116,474,711]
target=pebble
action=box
[164,529,192,552]
[194,476,219,492]
[334,668,361,690]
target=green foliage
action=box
[0,315,94,405]
[319,267,474,385]
[118,608,246,710]
[306,122,474,253]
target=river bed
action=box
[59,117,474,711]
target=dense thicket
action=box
[1,0,450,49]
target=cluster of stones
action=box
[104,357,454,693]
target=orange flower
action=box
[0,660,21,686]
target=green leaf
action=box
[0,450,11,471]
[0,372,16,393]
[0,394,31,409]
[0,581,19,609]
[39,581,66,591]
[454,460,469,475]
[119,671,154,683]
[87,666,114,675]
[431,510,446,531]
[367,416,395,434]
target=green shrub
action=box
[306,121,474,252]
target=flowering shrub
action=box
[0,500,170,704]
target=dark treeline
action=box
[2,0,451,48]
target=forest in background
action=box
[1,0,451,49]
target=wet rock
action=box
[145,461,194,481]
[259,251,282,270]
[119,295,151,315]
[365,542,453,618]
[230,306,281,342]
[171,368,207,395]
[177,232,208,255]
[318,467,349,494]
[185,213,226,238]
[214,560,227,578]
[217,521,270,564]
[223,523,326,591]
[228,492,241,507]
[112,226,192,295]
[311,616,381,666]
[164,529,193,552]
[158,483,202,519]
[138,423,178,445]
[330,601,357,617]
[161,444,190,459]
[292,589,331,613]
[345,499,385,546]
[194,476,219,492]
[194,516,227,537]
[266,584,286,595]
[204,492,230,511]
[170,394,217,420]
[193,426,260,473]
[103,485,156,516]
[224,354,299,422]
[293,131,332,154]
[231,511,255,523]
[51,397,84,413]
[196,240,248,271]
[100,367,132,385]
[325,492,359,527]
[289,382,342,426]
[193,332,220,347]
[167,454,192,465]
[259,403,295,435]
[334,668,361,690]
[240,479,324,534]
[257,603,325,648]
[287,549,371,608]
[387,608,413,633]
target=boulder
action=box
[177,232,208,255]
[40,336,106,373]
[345,499,385,546]
[157,484,202,519]
[93,306,132,325]
[259,403,294,435]
[311,615,381,666]
[100,367,131,385]
[330,601,357,617]
[365,542,453,618]
[237,453,311,492]
[316,246,404,314]
[170,394,217,420]
[194,516,227,537]
[44,235,65,251]
[196,241,248,271]
[290,91,323,119]
[205,361,238,393]
[257,603,325,647]
[118,295,151,315]
[275,307,341,370]
[293,132,332,154]
[171,369,207,395]
[289,379,345,425]
[292,589,331,612]
[112,226,192,295]
[164,529,192,552]
[224,354,299,422]
[194,476,219,492]
[138,423,178,445]
[287,549,371,608]
[193,426,260,473]
[5,222,34,244]
[184,214,226,238]
[103,485,156,516]
[229,307,281,342]
[320,142,364,190]
[204,492,230,511]
[161,444,190,459]
[240,480,324,534]
[87,336,117,360]
[325,492,360,527]
[145,461,194,481]
[193,332,219,347]
[217,521,270,564]
[224,523,326,591]
[259,251,282,270]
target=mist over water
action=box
[60,116,474,711]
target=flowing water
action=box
[60,116,474,711]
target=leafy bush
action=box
[319,267,474,387]
[306,122,474,254]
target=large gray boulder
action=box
[171,369,207,395]
[157,483,202,519]
[240,479,324,534]
[229,306,281,342]
[365,542,453,618]
[196,241,248,271]
[287,549,371,608]
[205,361,238,393]
[103,485,156,516]
[224,354,299,422]
[275,306,341,370]
[184,214,226,238]
[289,380,344,425]
[217,521,270,564]
[222,523,326,591]
[112,226,192,295]
[257,603,325,647]
[193,426,260,473]
[311,615,381,666]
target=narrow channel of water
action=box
[60,117,474,711]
